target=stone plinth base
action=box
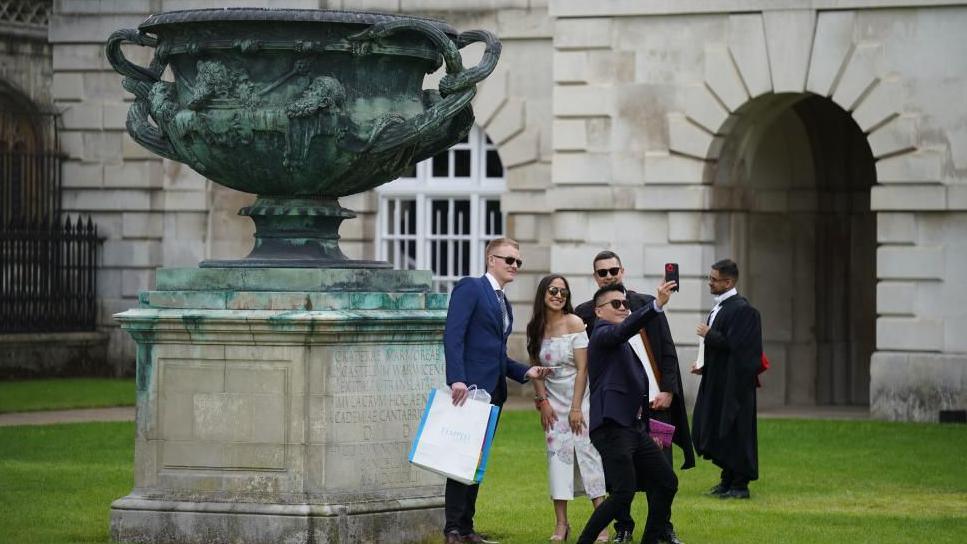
[0,331,109,379]
[111,496,442,544]
[111,268,448,544]
[871,351,967,422]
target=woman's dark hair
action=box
[525,274,573,365]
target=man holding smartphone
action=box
[574,251,693,544]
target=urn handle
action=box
[105,29,180,161]
[347,22,501,154]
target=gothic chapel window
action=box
[377,126,505,292]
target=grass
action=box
[0,414,965,543]
[0,379,135,414]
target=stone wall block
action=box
[472,70,508,128]
[506,161,551,190]
[636,186,710,210]
[867,115,918,159]
[101,239,163,268]
[876,245,944,280]
[806,11,856,96]
[684,84,729,135]
[587,211,668,245]
[546,186,635,211]
[496,8,553,39]
[553,85,613,117]
[871,351,967,422]
[499,128,540,168]
[876,317,943,351]
[876,281,916,316]
[552,152,611,184]
[340,192,377,213]
[485,97,526,145]
[876,212,917,244]
[727,13,772,97]
[553,18,612,50]
[52,72,84,101]
[52,45,106,71]
[550,211,589,242]
[643,244,714,279]
[48,14,147,43]
[870,185,946,211]
[643,152,706,184]
[506,213,547,243]
[552,119,588,151]
[500,190,548,213]
[102,103,130,130]
[703,45,749,112]
[163,190,208,212]
[61,161,104,188]
[553,51,588,83]
[947,186,967,210]
[610,154,645,185]
[82,132,123,163]
[852,78,903,133]
[668,211,715,242]
[63,189,152,212]
[875,147,944,184]
[667,113,716,160]
[61,103,103,130]
[122,212,164,239]
[123,133,161,160]
[832,43,882,112]
[518,242,550,271]
[763,10,815,93]
[122,269,156,298]
[105,160,163,189]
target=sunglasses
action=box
[547,286,569,297]
[491,254,523,267]
[595,267,621,278]
[596,299,630,310]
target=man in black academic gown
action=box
[690,259,763,499]
[575,251,693,543]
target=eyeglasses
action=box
[491,254,523,267]
[595,267,621,278]
[547,286,569,297]
[596,299,630,310]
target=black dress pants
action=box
[613,409,675,537]
[576,420,678,544]
[443,392,504,536]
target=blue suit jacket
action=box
[444,275,530,399]
[587,302,662,432]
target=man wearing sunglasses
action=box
[574,251,693,544]
[443,237,553,544]
[574,280,681,544]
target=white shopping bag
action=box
[408,387,499,485]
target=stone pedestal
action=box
[111,268,448,544]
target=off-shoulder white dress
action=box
[538,331,606,500]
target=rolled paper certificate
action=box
[694,337,705,369]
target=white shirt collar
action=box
[714,287,738,305]
[484,272,502,291]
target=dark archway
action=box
[710,93,876,407]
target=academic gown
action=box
[576,291,695,470]
[691,295,762,481]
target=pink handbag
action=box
[648,418,675,448]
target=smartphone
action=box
[664,263,680,291]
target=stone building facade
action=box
[40,0,966,421]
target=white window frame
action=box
[376,126,506,292]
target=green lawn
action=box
[0,414,964,544]
[0,379,135,413]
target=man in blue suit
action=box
[442,237,551,544]
[575,281,682,544]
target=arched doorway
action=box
[710,93,876,407]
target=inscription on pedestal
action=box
[321,344,445,490]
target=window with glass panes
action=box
[377,126,505,292]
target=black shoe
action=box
[720,487,751,499]
[612,529,634,543]
[444,530,465,544]
[662,529,685,544]
[707,483,730,497]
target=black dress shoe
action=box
[444,531,465,544]
[707,483,730,496]
[661,529,685,544]
[613,529,634,543]
[720,487,751,499]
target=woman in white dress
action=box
[526,274,610,542]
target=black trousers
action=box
[443,392,504,536]
[576,420,678,544]
[613,410,675,536]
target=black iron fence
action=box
[0,150,61,225]
[0,216,100,333]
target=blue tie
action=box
[495,290,508,333]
